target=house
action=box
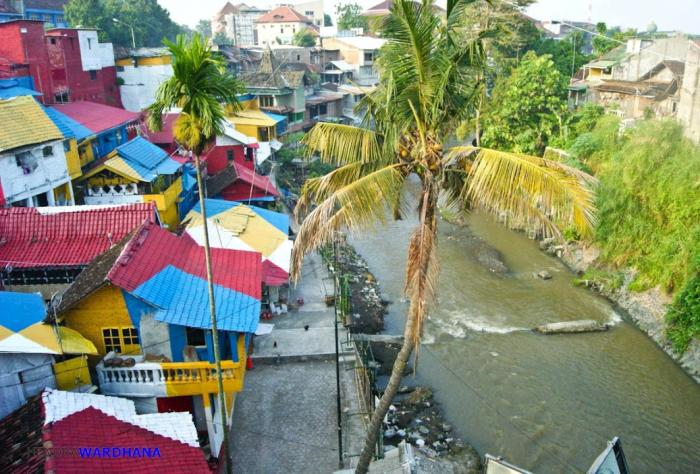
[678,40,700,142]
[54,221,262,456]
[304,89,345,126]
[255,6,316,46]
[322,59,354,84]
[240,48,307,131]
[116,47,174,113]
[0,389,211,473]
[0,0,69,27]
[0,203,159,298]
[45,28,121,106]
[282,0,324,27]
[335,83,374,124]
[0,95,73,207]
[0,21,120,106]
[0,292,96,419]
[52,100,139,166]
[321,36,385,86]
[184,198,292,297]
[77,136,186,228]
[212,2,268,46]
[228,93,285,144]
[43,105,93,179]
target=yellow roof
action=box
[227,110,277,127]
[0,96,62,152]
[58,326,99,355]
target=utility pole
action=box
[194,153,231,474]
[333,233,343,468]
[112,18,136,49]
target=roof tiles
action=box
[0,203,157,269]
[256,6,312,24]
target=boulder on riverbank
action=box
[534,319,609,334]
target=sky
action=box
[158,0,700,34]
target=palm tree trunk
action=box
[354,305,416,473]
[355,186,437,474]
[194,153,231,474]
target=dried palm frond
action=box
[302,123,382,166]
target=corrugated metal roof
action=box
[113,136,181,180]
[106,223,262,332]
[44,107,93,141]
[0,96,62,152]
[53,101,139,134]
[0,291,61,355]
[0,204,157,269]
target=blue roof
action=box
[44,107,93,141]
[0,85,41,99]
[116,136,182,181]
[264,112,287,123]
[133,265,260,333]
[0,292,46,332]
[195,199,289,234]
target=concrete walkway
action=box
[230,252,354,473]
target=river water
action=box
[350,205,700,472]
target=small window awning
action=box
[264,112,287,124]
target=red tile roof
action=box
[45,407,211,473]
[0,204,157,269]
[256,6,312,24]
[53,101,139,134]
[107,222,262,300]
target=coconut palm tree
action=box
[146,33,244,474]
[290,1,597,472]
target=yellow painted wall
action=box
[143,176,182,229]
[53,182,73,205]
[64,138,82,178]
[116,56,172,67]
[54,355,92,390]
[78,139,96,168]
[62,285,139,356]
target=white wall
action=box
[257,21,309,46]
[0,141,70,204]
[288,0,324,26]
[118,63,174,112]
[78,30,102,71]
[679,41,700,142]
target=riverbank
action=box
[542,238,700,383]
[335,240,482,471]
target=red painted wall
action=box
[204,144,247,174]
[156,396,194,414]
[45,29,122,106]
[0,21,52,102]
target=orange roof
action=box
[256,6,311,24]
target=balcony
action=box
[96,356,245,398]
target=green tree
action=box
[146,33,245,474]
[292,28,316,47]
[324,13,333,26]
[196,19,212,38]
[481,51,568,155]
[531,31,591,79]
[65,0,183,47]
[336,2,368,31]
[291,2,597,472]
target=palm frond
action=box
[290,164,407,281]
[448,146,598,238]
[302,123,383,165]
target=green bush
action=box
[666,272,700,352]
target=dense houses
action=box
[569,33,700,141]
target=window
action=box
[186,327,206,346]
[87,38,92,49]
[364,51,374,62]
[245,148,253,162]
[259,95,274,107]
[102,327,140,354]
[63,141,70,153]
[89,70,97,80]
[280,27,284,34]
[50,38,56,45]
[15,151,38,174]
[42,146,54,157]
[305,10,314,17]
[297,54,301,61]
[226,149,234,163]
[320,103,327,115]
[102,328,122,353]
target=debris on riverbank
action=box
[534,319,609,334]
[335,242,388,334]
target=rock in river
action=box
[534,319,609,334]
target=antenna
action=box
[588,1,593,24]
